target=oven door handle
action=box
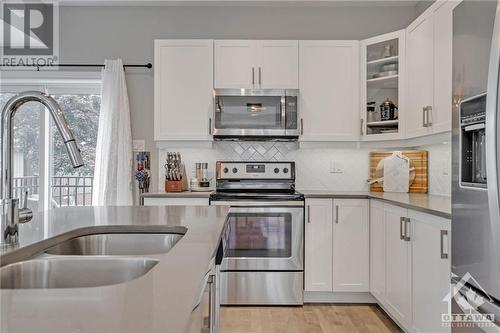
[211,200,304,207]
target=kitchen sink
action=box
[0,257,159,289]
[44,233,184,256]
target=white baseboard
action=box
[304,291,377,303]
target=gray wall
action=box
[59,4,420,189]
[415,0,434,16]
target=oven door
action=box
[220,205,303,271]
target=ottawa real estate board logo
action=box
[442,272,496,329]
[1,1,59,67]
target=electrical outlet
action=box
[330,161,344,174]
[330,161,336,173]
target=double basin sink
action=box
[1,229,186,290]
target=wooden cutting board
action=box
[369,150,428,193]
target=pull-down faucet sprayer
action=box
[1,91,84,248]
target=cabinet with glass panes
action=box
[360,30,406,141]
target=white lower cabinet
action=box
[305,198,333,292]
[369,200,386,302]
[305,198,369,293]
[332,199,369,292]
[143,197,210,206]
[410,210,451,333]
[384,203,412,329]
[369,200,452,333]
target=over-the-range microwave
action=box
[213,89,299,140]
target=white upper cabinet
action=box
[214,40,298,89]
[406,0,458,138]
[360,30,406,141]
[299,40,360,141]
[214,40,259,89]
[407,16,434,138]
[432,0,459,134]
[305,198,334,292]
[332,199,369,292]
[260,40,299,89]
[410,210,451,333]
[154,40,214,141]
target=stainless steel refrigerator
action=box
[452,0,500,331]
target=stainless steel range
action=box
[210,161,304,305]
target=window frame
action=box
[1,71,101,211]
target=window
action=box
[0,74,101,211]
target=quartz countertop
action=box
[0,205,229,333]
[298,190,451,219]
[141,191,213,198]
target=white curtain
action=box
[92,59,133,206]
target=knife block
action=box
[164,164,189,192]
[165,180,183,192]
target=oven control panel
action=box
[216,161,294,180]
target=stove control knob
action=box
[283,168,289,174]
[232,168,238,174]
[223,167,229,173]
[274,168,279,174]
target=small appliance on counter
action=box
[164,152,188,192]
[190,162,212,192]
[135,152,150,205]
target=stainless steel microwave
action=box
[213,89,299,140]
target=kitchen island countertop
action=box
[0,205,229,333]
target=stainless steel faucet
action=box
[1,91,84,248]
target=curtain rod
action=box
[0,63,153,71]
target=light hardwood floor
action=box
[221,304,402,333]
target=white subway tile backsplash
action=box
[158,141,451,196]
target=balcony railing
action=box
[13,175,94,207]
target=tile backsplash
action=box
[158,141,451,196]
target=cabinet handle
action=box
[300,118,304,135]
[427,106,433,127]
[209,118,212,135]
[258,67,262,86]
[400,217,405,240]
[440,230,449,259]
[252,67,255,86]
[404,217,411,241]
[335,205,339,224]
[360,119,364,135]
[422,106,428,127]
[307,205,311,223]
[208,273,216,333]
